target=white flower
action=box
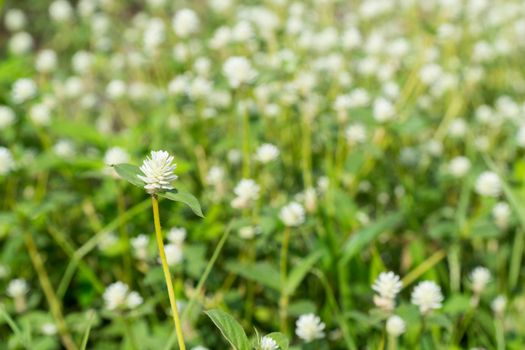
[475,171,501,198]
[103,281,142,310]
[411,281,443,314]
[346,123,367,144]
[9,32,33,55]
[491,295,506,315]
[36,49,58,73]
[448,119,467,138]
[386,315,406,337]
[493,202,511,229]
[49,0,74,22]
[162,243,183,266]
[260,335,278,350]
[29,103,52,126]
[104,147,130,166]
[168,227,187,244]
[238,226,259,239]
[0,147,15,175]
[172,9,199,37]
[223,56,257,88]
[0,106,16,128]
[280,201,305,227]
[4,9,26,31]
[255,143,280,163]
[372,272,402,300]
[206,166,224,186]
[72,51,93,74]
[53,139,75,158]
[373,97,395,122]
[469,267,491,294]
[231,179,260,209]
[106,80,127,99]
[190,347,209,350]
[131,234,149,260]
[7,278,29,298]
[448,156,471,178]
[11,78,37,104]
[138,150,178,194]
[295,313,325,342]
[41,323,57,336]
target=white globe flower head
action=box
[11,78,37,104]
[7,278,29,298]
[103,281,142,311]
[448,119,467,138]
[126,291,143,309]
[373,97,395,123]
[4,9,27,31]
[72,50,93,74]
[386,315,406,337]
[223,56,257,88]
[0,106,16,128]
[190,347,209,350]
[9,31,33,55]
[131,234,149,260]
[162,243,184,266]
[106,80,127,100]
[231,179,260,209]
[206,166,224,186]
[36,49,58,73]
[49,0,74,22]
[411,281,444,315]
[238,226,259,240]
[260,335,278,350]
[372,271,402,300]
[255,143,280,163]
[41,323,57,336]
[280,201,305,227]
[168,227,187,244]
[448,156,471,178]
[475,171,501,198]
[138,150,178,194]
[346,123,367,145]
[172,8,199,37]
[295,313,326,342]
[469,266,491,294]
[29,103,52,126]
[0,147,15,175]
[491,295,506,316]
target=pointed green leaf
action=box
[158,190,204,217]
[112,164,144,188]
[283,249,325,296]
[205,309,250,350]
[266,332,289,350]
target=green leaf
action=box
[283,249,325,296]
[266,332,289,350]
[340,212,403,265]
[225,261,281,291]
[112,164,144,188]
[205,309,251,350]
[158,190,204,218]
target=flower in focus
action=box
[138,150,178,194]
[386,315,406,337]
[279,201,305,227]
[295,313,326,342]
[475,171,501,197]
[411,280,443,315]
[260,335,278,350]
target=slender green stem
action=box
[401,250,446,287]
[123,316,138,350]
[151,196,186,350]
[279,227,291,333]
[117,184,132,284]
[387,334,397,350]
[495,317,505,350]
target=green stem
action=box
[495,317,505,350]
[151,196,186,350]
[279,227,291,334]
[388,334,397,350]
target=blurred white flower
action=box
[255,143,280,163]
[172,8,199,37]
[106,80,127,99]
[72,51,93,74]
[168,227,187,244]
[238,226,259,239]
[223,56,257,88]
[372,272,402,300]
[295,313,325,342]
[448,119,467,138]
[11,78,37,104]
[29,103,52,126]
[9,31,33,55]
[138,150,178,194]
[469,266,491,294]
[4,9,27,31]
[190,347,209,350]
[373,97,395,123]
[448,156,471,178]
[492,202,511,230]
[206,166,225,186]
[103,281,142,310]
[7,278,28,298]
[162,243,183,266]
[260,336,278,350]
[0,147,15,175]
[346,123,367,144]
[491,295,506,316]
[386,315,406,337]
[280,201,305,227]
[231,179,260,209]
[104,147,130,166]
[36,49,58,73]
[131,234,149,260]
[49,0,74,22]
[0,106,16,128]
[53,139,75,158]
[41,323,57,336]
[475,171,501,198]
[411,280,443,314]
